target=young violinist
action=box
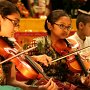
[28,9,90,89]
[0,1,58,90]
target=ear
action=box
[47,22,52,31]
[79,22,84,29]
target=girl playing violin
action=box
[0,1,58,90]
[28,9,90,89]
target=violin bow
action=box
[0,46,37,64]
[15,41,49,80]
[52,46,90,63]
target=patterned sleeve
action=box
[27,36,46,56]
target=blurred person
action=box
[7,0,30,18]
[68,1,90,59]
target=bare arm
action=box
[6,63,58,90]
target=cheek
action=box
[52,28,62,35]
[1,22,14,36]
[2,25,13,31]
[52,28,69,39]
[60,31,70,39]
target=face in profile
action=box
[0,12,20,37]
[83,22,90,36]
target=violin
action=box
[0,37,43,79]
[52,38,90,75]
[0,37,78,90]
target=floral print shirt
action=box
[28,36,83,86]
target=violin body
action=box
[52,38,90,73]
[67,58,90,73]
[0,38,43,79]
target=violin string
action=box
[4,41,48,79]
[52,46,90,63]
[14,42,49,80]
[25,55,49,80]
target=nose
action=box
[14,27,19,32]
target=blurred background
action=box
[7,0,90,18]
[6,0,90,48]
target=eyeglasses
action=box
[54,23,72,30]
[5,17,20,27]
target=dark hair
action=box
[0,0,20,18]
[45,9,70,35]
[7,0,18,4]
[76,13,90,29]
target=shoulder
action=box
[68,33,76,40]
[68,32,80,43]
[66,37,79,49]
[86,37,90,40]
[33,36,49,44]
[67,32,79,47]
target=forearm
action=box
[6,63,38,90]
[7,79,38,90]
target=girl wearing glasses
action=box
[0,1,58,90]
[28,9,90,89]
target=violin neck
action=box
[75,53,88,76]
[25,55,49,80]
